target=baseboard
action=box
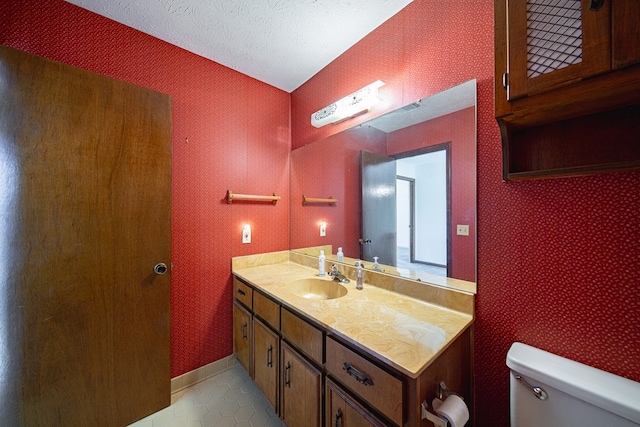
[170,355,238,395]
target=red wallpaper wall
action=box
[1,0,291,378]
[291,1,640,426]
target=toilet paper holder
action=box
[421,382,465,427]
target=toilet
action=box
[507,342,640,426]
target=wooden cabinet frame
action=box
[495,0,640,180]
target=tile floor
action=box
[129,364,285,427]
[396,246,446,276]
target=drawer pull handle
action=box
[343,362,374,386]
[284,361,291,388]
[241,322,248,340]
[335,407,343,427]
[237,288,246,296]
[267,345,273,367]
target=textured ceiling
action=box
[66,0,413,92]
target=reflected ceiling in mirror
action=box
[290,80,477,293]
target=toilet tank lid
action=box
[507,342,640,425]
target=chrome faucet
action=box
[328,264,350,284]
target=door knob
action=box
[154,263,168,275]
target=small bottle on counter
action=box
[356,260,363,290]
[318,250,326,276]
[372,256,381,271]
[337,247,344,262]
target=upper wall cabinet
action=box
[495,0,640,180]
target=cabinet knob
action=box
[589,0,604,11]
[154,263,168,275]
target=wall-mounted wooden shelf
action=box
[227,189,280,204]
[302,195,338,205]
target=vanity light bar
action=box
[311,80,385,128]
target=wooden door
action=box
[0,45,172,426]
[253,318,279,412]
[360,151,396,266]
[281,342,321,427]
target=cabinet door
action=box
[281,342,322,427]
[233,301,252,375]
[506,0,610,99]
[612,1,640,69]
[326,380,386,427]
[253,318,279,412]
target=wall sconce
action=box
[311,80,385,128]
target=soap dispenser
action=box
[318,250,326,276]
[337,247,344,262]
[372,256,381,271]
[356,260,363,290]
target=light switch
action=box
[242,224,251,243]
[456,224,469,236]
[319,222,326,237]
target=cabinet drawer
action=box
[254,291,280,330]
[233,278,253,309]
[281,307,323,364]
[326,336,403,426]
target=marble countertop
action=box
[232,260,473,379]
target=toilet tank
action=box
[507,342,640,427]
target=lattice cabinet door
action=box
[505,0,611,100]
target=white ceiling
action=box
[66,0,413,92]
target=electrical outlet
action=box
[242,225,251,243]
[456,224,469,236]
[319,223,326,237]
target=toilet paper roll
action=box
[435,394,469,427]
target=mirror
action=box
[290,79,477,293]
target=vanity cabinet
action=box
[281,342,322,427]
[326,379,387,427]
[232,274,472,427]
[495,0,640,179]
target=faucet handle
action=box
[330,263,338,271]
